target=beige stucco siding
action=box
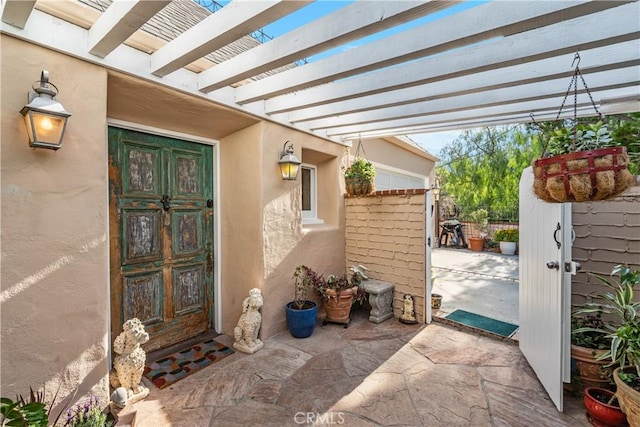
[1,36,110,405]
[361,137,435,178]
[259,122,347,339]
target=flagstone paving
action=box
[121,308,588,426]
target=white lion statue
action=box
[233,288,264,354]
[109,318,150,406]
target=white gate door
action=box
[426,189,433,324]
[519,167,572,411]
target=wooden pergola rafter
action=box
[1,0,638,144]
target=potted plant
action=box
[344,157,376,196]
[285,265,319,338]
[570,314,613,392]
[303,267,365,327]
[532,119,635,203]
[467,209,489,252]
[583,387,627,427]
[493,228,518,255]
[574,265,640,425]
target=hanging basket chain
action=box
[354,133,367,160]
[533,52,604,153]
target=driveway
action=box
[431,248,519,326]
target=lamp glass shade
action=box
[20,84,70,150]
[279,160,300,180]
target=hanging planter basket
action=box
[533,146,634,202]
[344,137,375,196]
[531,53,634,203]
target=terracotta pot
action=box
[613,367,640,427]
[584,387,627,427]
[572,344,614,392]
[468,237,484,252]
[323,286,358,325]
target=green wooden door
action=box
[108,127,214,351]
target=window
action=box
[301,164,323,225]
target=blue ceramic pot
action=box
[286,301,318,338]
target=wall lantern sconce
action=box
[431,179,441,201]
[20,70,71,150]
[278,141,301,180]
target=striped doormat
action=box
[143,339,234,389]
[445,309,518,337]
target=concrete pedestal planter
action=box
[613,367,640,427]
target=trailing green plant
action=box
[468,208,489,238]
[493,228,519,242]
[344,158,376,182]
[574,265,640,377]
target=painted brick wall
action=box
[571,185,640,308]
[345,190,427,322]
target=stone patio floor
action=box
[123,308,588,426]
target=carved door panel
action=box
[109,127,214,352]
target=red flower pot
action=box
[584,387,628,427]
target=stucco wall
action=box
[259,122,347,339]
[1,36,109,409]
[345,190,427,322]
[571,184,640,307]
[362,138,435,178]
[219,123,266,335]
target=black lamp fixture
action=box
[20,70,71,150]
[278,141,301,180]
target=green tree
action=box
[436,126,542,221]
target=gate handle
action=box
[546,261,559,270]
[553,223,561,249]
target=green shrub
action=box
[494,228,519,242]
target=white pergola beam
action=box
[303,67,640,130]
[285,41,640,123]
[150,0,311,77]
[325,87,637,137]
[265,3,640,114]
[1,0,36,29]
[88,0,171,58]
[233,0,625,103]
[197,0,458,92]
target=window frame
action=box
[301,163,323,225]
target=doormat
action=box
[445,309,519,337]
[143,339,234,389]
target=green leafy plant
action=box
[344,158,376,182]
[545,121,619,156]
[493,228,519,242]
[571,314,610,350]
[468,208,489,238]
[292,265,317,310]
[1,386,63,427]
[574,265,640,378]
[63,394,111,427]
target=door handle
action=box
[161,195,171,211]
[546,261,559,270]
